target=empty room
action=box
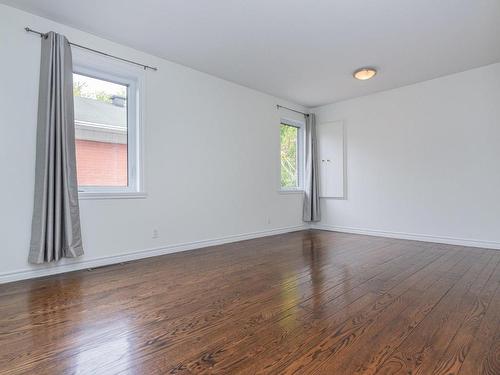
[0,1,499,374]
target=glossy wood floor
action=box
[1,230,499,374]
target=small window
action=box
[280,120,304,190]
[72,60,143,198]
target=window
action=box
[280,119,304,191]
[72,58,143,198]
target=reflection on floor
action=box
[1,230,499,374]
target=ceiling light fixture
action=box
[353,67,377,81]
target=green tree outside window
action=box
[280,124,298,188]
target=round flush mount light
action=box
[353,67,377,81]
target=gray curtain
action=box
[303,113,321,222]
[29,31,83,264]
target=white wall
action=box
[0,4,307,281]
[313,63,500,248]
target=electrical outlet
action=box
[152,229,159,239]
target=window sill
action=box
[278,189,305,195]
[78,191,148,200]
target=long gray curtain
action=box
[303,113,321,222]
[29,31,83,264]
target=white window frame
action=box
[72,50,146,200]
[279,117,305,193]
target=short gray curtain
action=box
[29,31,83,264]
[303,113,321,222]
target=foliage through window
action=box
[280,123,300,189]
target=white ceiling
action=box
[4,0,500,107]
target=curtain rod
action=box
[25,27,158,71]
[276,105,309,117]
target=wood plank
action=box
[372,252,495,374]
[294,248,471,374]
[127,241,442,374]
[431,257,500,374]
[0,230,498,375]
[457,255,500,375]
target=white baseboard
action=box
[0,225,308,284]
[6,222,496,284]
[312,224,500,250]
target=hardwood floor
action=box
[1,230,499,374]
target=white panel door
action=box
[317,121,344,198]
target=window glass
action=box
[73,73,128,187]
[280,123,299,188]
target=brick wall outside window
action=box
[75,140,128,186]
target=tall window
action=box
[72,60,143,198]
[73,74,128,187]
[280,120,304,190]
